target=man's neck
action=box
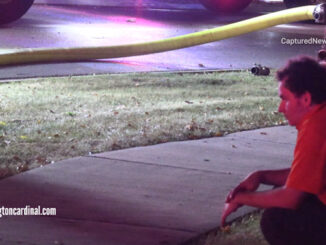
[296,103,323,130]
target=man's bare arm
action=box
[221,186,306,226]
[226,168,290,202]
[258,168,290,187]
[233,186,306,209]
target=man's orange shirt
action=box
[286,102,326,204]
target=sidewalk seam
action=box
[42,216,198,234]
[86,155,234,176]
[226,136,296,145]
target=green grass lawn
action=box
[0,71,285,178]
[0,70,285,244]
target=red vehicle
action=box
[0,0,322,25]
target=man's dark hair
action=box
[276,56,326,104]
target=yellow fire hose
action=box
[0,5,324,66]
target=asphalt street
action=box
[0,1,325,79]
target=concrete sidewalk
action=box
[0,126,296,245]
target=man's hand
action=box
[221,202,240,227]
[226,171,260,202]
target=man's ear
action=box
[301,92,312,107]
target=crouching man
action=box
[222,56,326,245]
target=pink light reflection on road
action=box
[37,4,170,47]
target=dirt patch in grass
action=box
[0,71,285,179]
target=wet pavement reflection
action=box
[0,2,325,79]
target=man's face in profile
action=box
[278,80,308,127]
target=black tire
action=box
[283,0,315,8]
[199,0,252,13]
[0,0,34,25]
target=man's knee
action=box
[260,207,326,245]
[260,208,284,235]
[260,208,292,245]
